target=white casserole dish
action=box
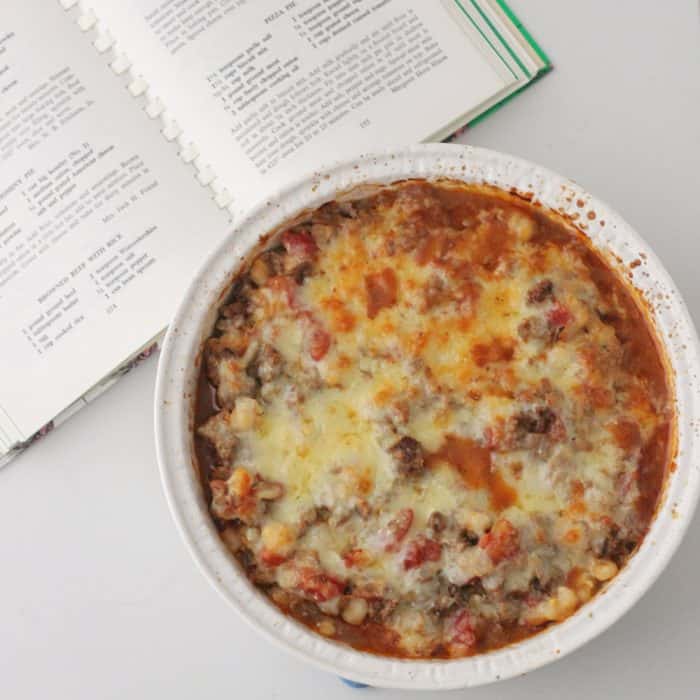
[154,144,700,690]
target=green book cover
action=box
[446,0,552,134]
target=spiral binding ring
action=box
[58,0,235,213]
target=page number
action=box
[359,118,371,129]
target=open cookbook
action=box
[0,0,550,465]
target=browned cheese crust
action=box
[194,181,673,658]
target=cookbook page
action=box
[0,0,230,451]
[85,0,514,215]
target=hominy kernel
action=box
[523,598,557,626]
[342,597,369,626]
[231,397,260,431]
[554,586,578,619]
[250,256,271,285]
[276,566,297,589]
[244,527,260,545]
[261,521,295,556]
[574,573,595,603]
[592,559,618,581]
[318,619,336,636]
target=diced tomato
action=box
[268,275,297,306]
[343,548,369,568]
[479,518,520,564]
[260,549,287,567]
[403,535,442,570]
[281,229,318,260]
[383,508,414,552]
[298,311,332,361]
[297,568,345,602]
[365,268,398,319]
[308,324,331,360]
[547,303,572,328]
[449,610,476,648]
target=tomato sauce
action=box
[428,435,518,511]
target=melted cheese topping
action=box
[196,181,672,659]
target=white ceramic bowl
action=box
[154,144,700,690]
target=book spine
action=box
[57,0,236,216]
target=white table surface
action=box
[4,2,700,698]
